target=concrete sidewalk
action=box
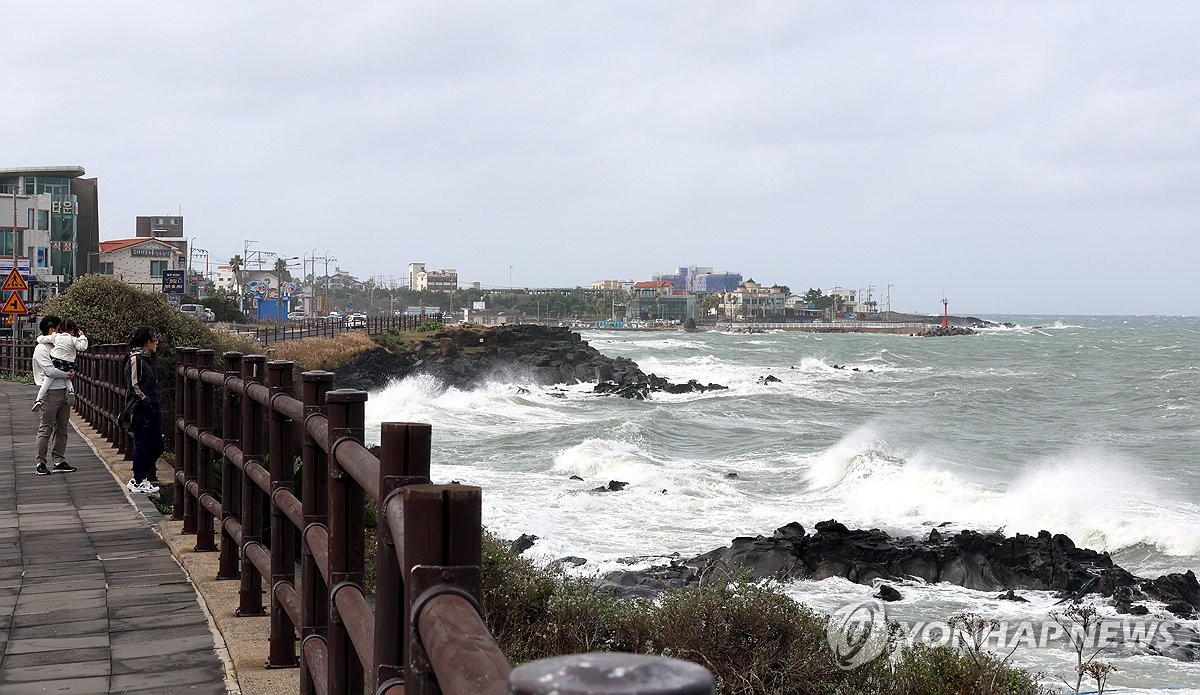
[0,380,230,694]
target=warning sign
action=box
[2,291,27,315]
[1,268,28,292]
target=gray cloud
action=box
[6,1,1197,314]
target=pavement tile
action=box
[0,645,111,668]
[5,634,110,654]
[0,659,110,683]
[8,618,110,639]
[0,675,111,694]
[110,633,215,660]
[10,605,108,628]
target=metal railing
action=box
[0,338,36,378]
[73,345,714,695]
[243,314,445,346]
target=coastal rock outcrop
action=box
[598,521,1200,621]
[332,324,725,397]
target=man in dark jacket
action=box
[123,326,163,493]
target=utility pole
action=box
[886,283,893,316]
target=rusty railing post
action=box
[238,354,268,617]
[375,423,431,691]
[266,360,299,668]
[300,370,334,695]
[194,349,218,552]
[403,484,484,695]
[325,389,367,695]
[178,348,199,533]
[218,351,244,581]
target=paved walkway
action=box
[0,381,229,694]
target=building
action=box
[690,270,743,293]
[653,265,742,293]
[0,166,99,298]
[136,215,183,239]
[721,279,788,320]
[214,265,238,293]
[408,262,458,292]
[96,238,186,292]
[626,281,696,322]
[827,287,861,316]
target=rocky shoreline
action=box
[510,517,1199,660]
[333,324,725,398]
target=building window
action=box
[150,260,168,277]
[170,218,178,225]
[156,218,164,225]
[100,262,114,275]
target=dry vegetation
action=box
[267,331,380,370]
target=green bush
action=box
[44,274,257,416]
[416,321,444,332]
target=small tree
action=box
[1051,603,1112,695]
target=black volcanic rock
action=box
[332,324,724,398]
[599,520,1200,623]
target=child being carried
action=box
[32,319,88,412]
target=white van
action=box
[180,304,216,322]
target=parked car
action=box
[346,313,367,329]
[287,310,308,321]
[179,304,216,322]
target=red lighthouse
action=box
[941,298,949,330]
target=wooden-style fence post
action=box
[300,370,334,695]
[238,354,267,617]
[325,389,367,695]
[178,348,199,533]
[375,423,431,692]
[266,360,299,668]
[402,483,484,695]
[218,352,244,581]
[194,349,218,552]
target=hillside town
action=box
[1,166,899,327]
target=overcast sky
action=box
[5,2,1198,315]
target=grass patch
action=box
[268,332,378,370]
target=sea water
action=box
[364,315,1200,691]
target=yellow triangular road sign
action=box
[2,268,28,292]
[2,291,27,315]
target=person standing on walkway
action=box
[32,315,79,475]
[122,326,163,494]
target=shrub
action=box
[416,321,444,332]
[43,275,258,416]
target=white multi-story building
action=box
[96,238,186,292]
[214,265,238,293]
[408,262,458,292]
[827,287,860,313]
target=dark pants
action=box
[130,406,165,482]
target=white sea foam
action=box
[794,431,1200,559]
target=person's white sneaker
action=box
[126,478,140,493]
[136,480,160,494]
